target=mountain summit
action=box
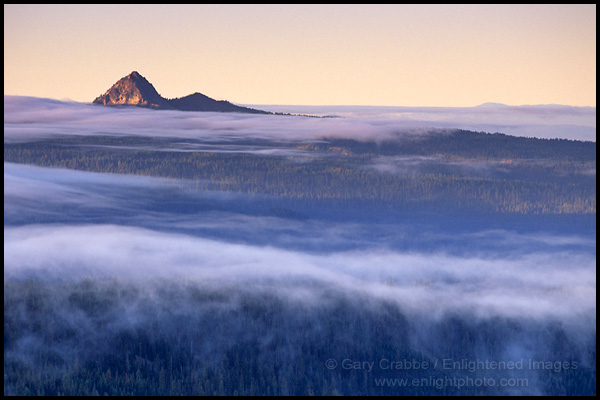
[93,71,171,109]
[93,71,269,114]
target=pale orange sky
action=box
[4,4,596,107]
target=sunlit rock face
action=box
[93,71,172,109]
[93,71,269,113]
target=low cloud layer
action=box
[4,223,596,321]
[5,162,595,254]
[3,98,596,395]
[4,162,596,321]
[252,103,597,141]
[4,96,596,144]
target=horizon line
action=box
[3,94,597,110]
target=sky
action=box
[4,4,596,107]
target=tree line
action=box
[4,135,596,215]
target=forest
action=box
[4,277,596,396]
[3,130,596,216]
[4,110,596,396]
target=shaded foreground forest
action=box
[4,278,596,396]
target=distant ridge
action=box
[93,71,270,114]
[476,102,509,108]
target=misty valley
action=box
[4,98,596,395]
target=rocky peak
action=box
[93,71,172,109]
[93,71,269,114]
